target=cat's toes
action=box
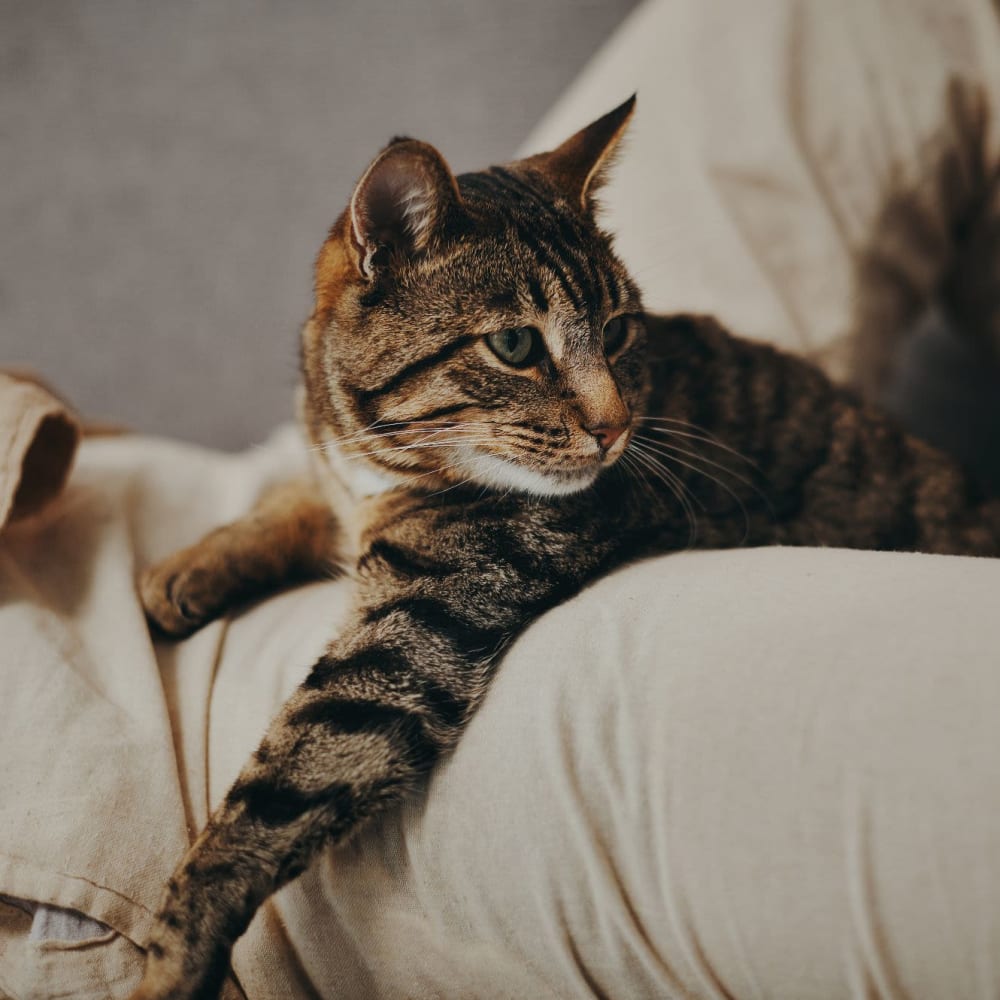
[127,984,171,1000]
[127,975,197,1000]
[140,560,216,638]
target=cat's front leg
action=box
[141,476,340,637]
[130,487,625,999]
[130,638,493,999]
[130,575,513,996]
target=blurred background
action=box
[2,0,639,448]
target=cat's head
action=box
[301,96,646,497]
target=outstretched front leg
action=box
[132,622,468,999]
[141,477,340,637]
[130,488,626,1000]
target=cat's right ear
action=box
[349,139,463,279]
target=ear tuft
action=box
[524,94,636,213]
[349,139,461,279]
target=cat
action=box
[132,95,1000,999]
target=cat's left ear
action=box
[524,94,636,213]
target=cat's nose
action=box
[586,424,626,451]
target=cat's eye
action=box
[602,316,629,356]
[486,326,543,368]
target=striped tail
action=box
[850,79,1000,399]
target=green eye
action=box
[602,316,629,355]
[486,326,542,367]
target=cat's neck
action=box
[321,438,401,502]
[297,389,406,560]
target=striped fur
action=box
[134,97,1000,999]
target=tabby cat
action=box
[132,96,1000,999]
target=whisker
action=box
[635,438,753,544]
[636,417,763,473]
[640,457,698,549]
[426,475,477,499]
[411,462,475,485]
[344,437,498,459]
[617,451,656,505]
[620,450,697,547]
[629,439,706,511]
[311,419,488,453]
[626,440,700,546]
[635,432,775,520]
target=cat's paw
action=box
[140,554,220,638]
[128,984,179,1000]
[128,975,203,1000]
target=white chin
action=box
[454,448,599,497]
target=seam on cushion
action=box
[0,894,140,1000]
[0,850,155,946]
[33,929,119,952]
[0,850,155,911]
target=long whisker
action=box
[406,457,482,486]
[311,419,489,453]
[618,452,672,526]
[617,450,656,505]
[629,445,701,531]
[345,437,499,459]
[626,440,700,547]
[628,439,706,512]
[635,438,753,544]
[426,475,477,499]
[314,419,427,448]
[636,417,763,473]
[641,456,698,549]
[334,442,500,476]
[634,432,775,518]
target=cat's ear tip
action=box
[611,93,637,124]
[368,137,446,169]
[608,93,637,114]
[362,138,459,195]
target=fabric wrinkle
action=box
[843,792,911,1000]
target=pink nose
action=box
[586,424,626,450]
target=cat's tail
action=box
[849,78,1000,400]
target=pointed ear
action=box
[349,138,463,279]
[525,94,636,213]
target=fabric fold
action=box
[0,372,81,533]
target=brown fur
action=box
[141,478,339,637]
[132,97,1000,999]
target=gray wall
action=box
[2,0,638,448]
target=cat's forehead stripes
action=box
[525,273,549,314]
[457,168,621,318]
[538,315,594,366]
